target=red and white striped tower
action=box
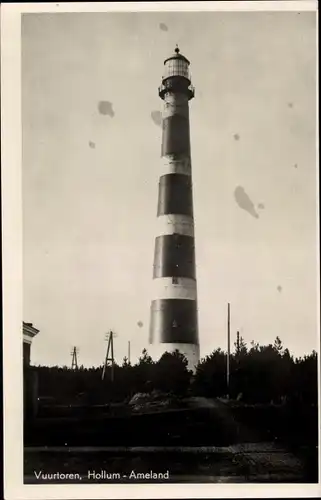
[149,46,200,371]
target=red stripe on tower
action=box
[149,46,200,371]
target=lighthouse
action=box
[149,46,200,371]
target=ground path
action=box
[24,397,307,483]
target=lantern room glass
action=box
[163,58,190,80]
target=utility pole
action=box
[236,330,240,353]
[71,346,79,369]
[128,341,131,364]
[227,303,230,396]
[102,331,116,381]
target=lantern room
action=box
[159,46,195,100]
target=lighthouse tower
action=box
[149,46,200,371]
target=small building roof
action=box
[23,321,39,338]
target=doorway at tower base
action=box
[148,343,200,373]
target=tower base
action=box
[149,343,200,373]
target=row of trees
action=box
[195,336,317,404]
[28,337,318,406]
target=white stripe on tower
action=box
[152,277,197,301]
[155,214,194,237]
[159,155,191,177]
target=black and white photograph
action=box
[1,1,320,498]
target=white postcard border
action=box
[1,2,319,499]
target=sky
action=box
[22,10,318,368]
